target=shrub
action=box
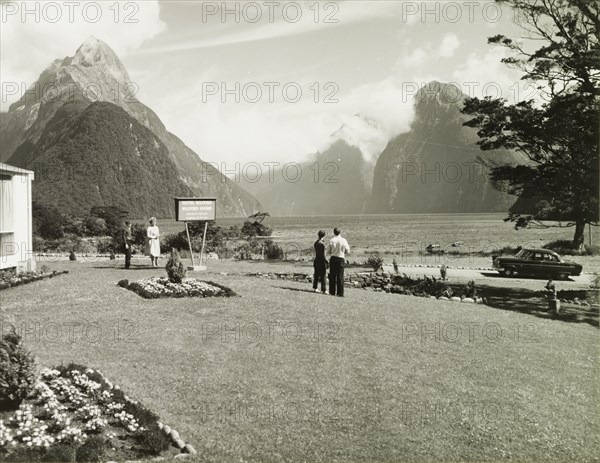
[464,280,477,298]
[543,239,599,256]
[391,274,453,298]
[162,232,190,252]
[187,222,238,250]
[263,240,284,260]
[89,206,128,239]
[84,217,107,237]
[73,238,96,255]
[0,328,37,410]
[76,436,109,462]
[120,401,170,455]
[33,236,46,252]
[136,426,171,455]
[43,442,79,462]
[241,220,272,238]
[367,254,384,272]
[213,245,234,259]
[96,237,115,255]
[32,202,65,240]
[236,239,262,260]
[131,223,148,247]
[165,249,186,283]
[0,447,45,462]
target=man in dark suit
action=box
[313,230,328,294]
[123,221,133,269]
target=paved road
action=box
[382,264,595,289]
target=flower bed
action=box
[124,277,237,299]
[0,270,68,291]
[0,364,183,462]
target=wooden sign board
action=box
[175,198,216,222]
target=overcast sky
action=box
[1,1,529,166]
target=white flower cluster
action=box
[56,426,84,443]
[106,402,124,413]
[47,376,87,407]
[34,381,70,431]
[0,420,15,447]
[74,404,107,432]
[113,410,143,433]
[7,404,57,448]
[2,367,154,456]
[137,277,225,297]
[40,368,61,380]
[69,370,102,393]
[36,381,63,411]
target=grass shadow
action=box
[480,271,576,282]
[276,285,326,295]
[458,283,599,328]
[91,265,160,270]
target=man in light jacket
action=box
[327,227,350,297]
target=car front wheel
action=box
[502,268,515,277]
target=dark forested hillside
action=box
[0,37,261,217]
[26,101,193,217]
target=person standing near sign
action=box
[147,217,161,267]
[123,221,133,269]
[327,227,350,297]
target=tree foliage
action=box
[247,212,271,224]
[89,206,129,238]
[462,0,599,247]
[32,202,65,240]
[241,212,273,238]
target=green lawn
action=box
[1,260,599,462]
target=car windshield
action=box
[549,253,564,262]
[515,249,529,258]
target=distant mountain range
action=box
[243,82,525,215]
[0,37,261,218]
[239,139,373,216]
[368,81,527,213]
[1,38,526,218]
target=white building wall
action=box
[0,164,35,272]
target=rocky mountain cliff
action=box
[239,139,373,216]
[0,37,261,218]
[368,81,526,213]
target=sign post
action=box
[199,221,208,266]
[184,222,196,267]
[175,198,216,271]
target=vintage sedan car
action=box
[492,248,583,279]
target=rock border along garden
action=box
[247,271,486,304]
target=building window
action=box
[0,175,14,233]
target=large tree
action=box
[462,0,599,248]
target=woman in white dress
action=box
[147,217,161,267]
